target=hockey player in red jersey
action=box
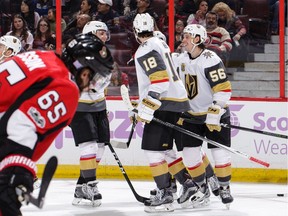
[0,33,113,216]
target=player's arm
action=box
[137,49,170,95]
[135,50,169,123]
[204,61,232,131]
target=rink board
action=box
[37,100,288,183]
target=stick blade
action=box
[30,156,58,208]
[110,140,128,149]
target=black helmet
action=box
[62,33,113,80]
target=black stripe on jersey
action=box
[0,77,54,138]
[0,77,53,158]
[204,61,228,88]
[137,50,166,76]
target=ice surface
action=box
[22,179,288,216]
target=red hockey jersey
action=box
[0,50,79,161]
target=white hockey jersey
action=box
[134,37,190,112]
[173,49,232,114]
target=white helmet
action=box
[133,13,154,35]
[0,35,22,56]
[183,24,207,44]
[153,31,166,42]
[82,21,110,41]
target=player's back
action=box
[135,37,190,112]
[0,50,77,112]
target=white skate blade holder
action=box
[144,203,174,213]
[180,190,205,208]
[72,198,101,207]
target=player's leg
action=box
[70,112,101,207]
[202,149,220,196]
[207,114,233,209]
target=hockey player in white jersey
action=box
[173,24,234,209]
[132,13,204,212]
[70,21,113,207]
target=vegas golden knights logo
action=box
[185,74,198,100]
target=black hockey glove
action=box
[0,155,36,216]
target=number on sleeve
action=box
[209,68,227,82]
[38,91,67,124]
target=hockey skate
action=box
[207,175,220,196]
[177,179,205,208]
[219,185,233,209]
[144,188,174,213]
[192,183,211,208]
[150,178,178,200]
[72,180,102,207]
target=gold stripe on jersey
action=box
[80,158,96,170]
[150,161,169,177]
[215,163,232,177]
[78,97,105,104]
[187,162,206,178]
[160,97,189,102]
[149,70,169,83]
[187,110,207,116]
[212,81,232,93]
[168,158,186,176]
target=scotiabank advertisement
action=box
[38,100,288,170]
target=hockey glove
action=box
[128,100,139,123]
[205,104,225,132]
[136,96,161,123]
[0,155,36,216]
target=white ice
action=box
[22,179,287,216]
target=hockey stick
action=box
[23,156,58,208]
[180,116,288,139]
[107,142,149,203]
[110,118,137,149]
[120,85,270,168]
[221,123,287,139]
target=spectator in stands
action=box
[47,7,67,33]
[65,0,96,32]
[205,11,232,66]
[35,0,52,17]
[175,0,197,20]
[212,2,246,43]
[122,0,160,29]
[174,18,186,51]
[122,0,137,16]
[212,2,247,67]
[6,14,34,51]
[79,0,96,17]
[94,0,120,33]
[269,0,279,35]
[158,3,169,40]
[33,17,56,50]
[20,0,41,35]
[110,62,129,87]
[62,14,91,45]
[187,0,209,27]
[208,0,239,12]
